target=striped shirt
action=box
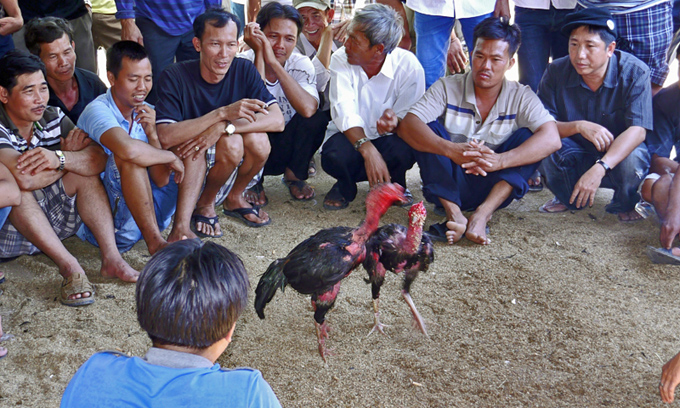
[577,0,670,14]
[114,0,221,36]
[0,106,73,153]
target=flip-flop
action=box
[191,214,223,238]
[424,222,449,243]
[282,177,315,201]
[223,206,271,228]
[244,181,268,207]
[528,170,543,192]
[308,157,317,178]
[60,274,95,307]
[646,246,680,265]
[539,197,568,213]
[323,185,349,211]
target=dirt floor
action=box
[0,161,678,407]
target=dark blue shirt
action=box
[48,67,108,125]
[646,83,680,159]
[538,50,653,153]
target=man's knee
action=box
[242,132,271,162]
[216,134,245,166]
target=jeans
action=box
[540,138,650,213]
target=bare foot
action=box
[223,196,270,225]
[193,205,221,237]
[168,228,197,243]
[617,210,644,222]
[445,220,467,244]
[148,240,170,256]
[100,257,139,282]
[465,211,491,245]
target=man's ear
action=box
[106,71,115,85]
[326,8,335,24]
[224,323,236,345]
[606,41,616,57]
[375,43,385,55]
[0,86,9,104]
[192,36,201,53]
[508,56,515,70]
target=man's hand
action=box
[493,0,511,20]
[0,16,22,36]
[577,120,614,152]
[570,164,605,208]
[16,147,60,175]
[244,22,264,52]
[332,19,350,42]
[134,105,156,137]
[121,19,144,45]
[461,140,503,176]
[176,121,227,160]
[376,109,399,136]
[251,24,279,67]
[661,351,680,403]
[359,143,391,186]
[660,212,680,249]
[168,155,185,184]
[447,34,467,74]
[61,128,92,151]
[220,98,269,123]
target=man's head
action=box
[344,3,402,68]
[24,17,76,84]
[0,50,48,125]
[470,17,520,90]
[106,41,153,110]
[136,239,250,349]
[293,0,334,46]
[561,8,617,79]
[192,8,241,82]
[256,3,303,66]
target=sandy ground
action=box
[0,161,678,407]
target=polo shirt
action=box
[409,72,555,151]
[114,0,222,36]
[0,105,73,153]
[48,67,108,125]
[646,82,680,159]
[538,50,653,152]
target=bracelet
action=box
[353,137,369,151]
[596,159,610,173]
[55,150,66,171]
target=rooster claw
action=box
[367,321,390,337]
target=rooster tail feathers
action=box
[254,259,288,319]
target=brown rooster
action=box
[254,183,408,361]
[363,201,433,336]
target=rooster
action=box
[254,183,408,361]
[363,201,433,337]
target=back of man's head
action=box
[106,41,149,79]
[349,3,402,55]
[136,239,250,349]
[0,50,46,94]
[194,8,242,42]
[472,17,522,58]
[256,2,303,35]
[24,17,75,57]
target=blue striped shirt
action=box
[115,0,221,36]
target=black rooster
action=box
[254,183,408,361]
[363,201,433,336]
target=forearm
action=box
[253,49,266,80]
[1,0,22,19]
[0,178,20,207]
[497,122,561,170]
[555,120,584,139]
[316,28,334,69]
[247,0,259,22]
[398,113,463,159]
[600,126,646,169]
[158,109,225,149]
[232,104,284,134]
[62,146,107,176]
[118,139,178,168]
[270,63,318,118]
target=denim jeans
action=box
[77,156,178,253]
[540,138,650,213]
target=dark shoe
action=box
[282,177,315,201]
[528,170,543,192]
[323,185,349,211]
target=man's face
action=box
[193,21,239,82]
[298,7,332,45]
[263,17,298,66]
[108,57,153,110]
[471,38,514,90]
[344,27,380,68]
[39,33,76,83]
[568,26,614,79]
[0,71,49,125]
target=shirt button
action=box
[475,121,480,124]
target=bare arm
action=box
[345,126,391,186]
[120,18,143,45]
[316,25,334,69]
[0,0,22,36]
[493,0,511,20]
[398,112,472,165]
[247,0,260,23]
[0,162,19,207]
[485,121,561,171]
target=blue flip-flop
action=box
[646,246,680,265]
[191,214,223,238]
[223,207,271,228]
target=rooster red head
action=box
[365,183,407,218]
[408,201,427,229]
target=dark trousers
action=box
[321,132,416,202]
[264,110,330,181]
[418,121,538,211]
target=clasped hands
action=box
[459,139,502,177]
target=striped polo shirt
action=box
[408,72,554,151]
[0,105,72,153]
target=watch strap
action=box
[55,150,65,171]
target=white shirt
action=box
[237,49,319,124]
[296,34,340,93]
[513,0,577,9]
[405,0,494,18]
[325,46,425,143]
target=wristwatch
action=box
[353,137,369,151]
[596,159,610,173]
[225,121,236,136]
[55,150,66,171]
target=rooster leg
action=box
[401,290,428,337]
[367,298,390,337]
[314,320,334,362]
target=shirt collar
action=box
[463,71,478,107]
[143,347,215,369]
[0,103,47,141]
[377,50,395,80]
[103,88,128,125]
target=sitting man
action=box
[61,239,282,407]
[321,3,424,210]
[537,8,652,222]
[77,41,185,254]
[24,17,107,124]
[398,17,560,245]
[241,3,327,203]
[0,50,138,307]
[156,8,284,237]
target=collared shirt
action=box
[409,72,555,150]
[114,0,221,36]
[577,0,670,13]
[48,67,108,125]
[646,82,680,159]
[513,0,577,9]
[326,46,425,142]
[538,50,652,152]
[77,88,152,156]
[0,105,73,153]
[143,347,214,369]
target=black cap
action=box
[561,8,617,38]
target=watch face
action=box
[226,124,236,134]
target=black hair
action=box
[0,50,46,94]
[106,41,149,78]
[24,17,75,57]
[256,2,303,36]
[582,25,616,46]
[472,16,522,58]
[193,7,242,41]
[136,239,250,349]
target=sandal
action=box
[539,197,568,213]
[191,214,223,238]
[282,177,315,201]
[528,170,543,192]
[308,157,317,178]
[60,274,95,307]
[244,180,268,207]
[323,185,349,211]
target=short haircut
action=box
[193,7,242,42]
[24,17,75,57]
[0,50,46,94]
[256,2,303,36]
[579,25,616,46]
[472,17,522,58]
[136,239,250,349]
[106,41,149,78]
[348,3,402,55]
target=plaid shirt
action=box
[0,105,73,154]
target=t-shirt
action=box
[48,67,108,125]
[156,58,277,125]
[0,105,73,153]
[237,49,318,124]
[60,349,282,408]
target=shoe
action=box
[282,177,315,201]
[646,246,680,265]
[223,206,271,228]
[424,222,449,243]
[244,181,268,207]
[308,157,317,178]
[528,170,543,192]
[539,197,568,213]
[60,274,95,307]
[323,185,349,211]
[191,214,223,238]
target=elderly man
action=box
[538,8,652,222]
[24,17,107,124]
[321,3,424,210]
[398,17,560,245]
[156,8,283,238]
[0,50,138,307]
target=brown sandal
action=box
[60,274,95,307]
